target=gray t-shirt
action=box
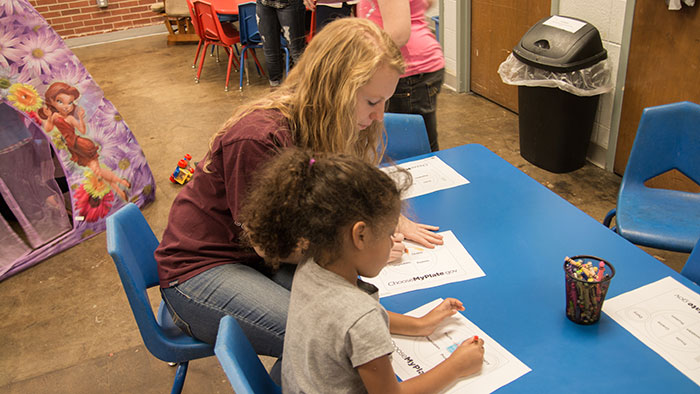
[282,260,394,394]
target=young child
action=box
[240,148,485,393]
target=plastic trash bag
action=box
[498,53,613,97]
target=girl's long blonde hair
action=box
[204,17,404,171]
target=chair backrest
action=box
[681,238,700,284]
[106,203,213,363]
[191,0,222,41]
[382,113,432,162]
[186,0,202,37]
[215,315,282,394]
[623,101,700,188]
[192,0,239,46]
[238,2,261,45]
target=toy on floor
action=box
[170,154,195,185]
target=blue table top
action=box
[380,144,699,393]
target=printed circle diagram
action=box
[414,325,502,374]
[646,311,700,352]
[623,307,700,352]
[386,246,438,275]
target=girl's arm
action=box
[357,337,484,394]
[43,109,55,132]
[377,0,411,47]
[388,298,464,336]
[75,107,86,134]
[303,0,344,10]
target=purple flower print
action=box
[16,27,69,77]
[0,25,22,69]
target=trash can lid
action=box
[513,15,607,72]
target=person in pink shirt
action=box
[358,0,444,152]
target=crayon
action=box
[597,261,606,281]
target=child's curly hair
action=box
[239,148,412,268]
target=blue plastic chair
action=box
[603,101,700,253]
[215,315,282,394]
[106,203,214,394]
[681,238,700,284]
[382,112,432,162]
[238,2,289,89]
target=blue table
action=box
[381,144,699,393]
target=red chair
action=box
[185,0,203,69]
[191,0,241,91]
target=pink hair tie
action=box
[309,158,316,167]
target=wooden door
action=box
[615,2,700,192]
[470,0,550,112]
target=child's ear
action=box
[351,221,367,249]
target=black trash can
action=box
[510,16,609,173]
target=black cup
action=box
[564,255,615,324]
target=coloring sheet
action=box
[382,156,469,199]
[602,276,700,385]
[392,299,531,393]
[362,231,485,297]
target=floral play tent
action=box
[0,0,156,281]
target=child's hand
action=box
[448,336,485,378]
[414,298,464,336]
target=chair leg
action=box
[250,49,265,78]
[195,43,210,83]
[603,208,616,228]
[170,361,189,394]
[225,47,235,92]
[239,47,247,90]
[193,39,203,69]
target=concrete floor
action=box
[0,33,690,393]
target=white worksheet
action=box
[362,231,485,297]
[392,299,531,393]
[382,156,469,199]
[602,276,700,385]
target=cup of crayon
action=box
[564,255,615,325]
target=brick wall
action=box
[29,0,163,40]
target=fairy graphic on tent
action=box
[38,81,131,202]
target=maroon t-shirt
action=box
[156,109,293,288]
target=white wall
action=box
[557,0,628,168]
[441,0,459,90]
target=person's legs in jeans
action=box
[161,263,295,382]
[386,69,445,151]
[276,0,306,67]
[257,1,284,84]
[161,263,295,349]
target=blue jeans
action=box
[386,68,445,152]
[256,0,306,83]
[161,263,296,353]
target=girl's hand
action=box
[77,107,85,119]
[303,0,316,10]
[388,233,406,263]
[448,335,485,378]
[397,215,443,248]
[415,298,464,336]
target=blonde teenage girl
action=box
[155,17,443,381]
